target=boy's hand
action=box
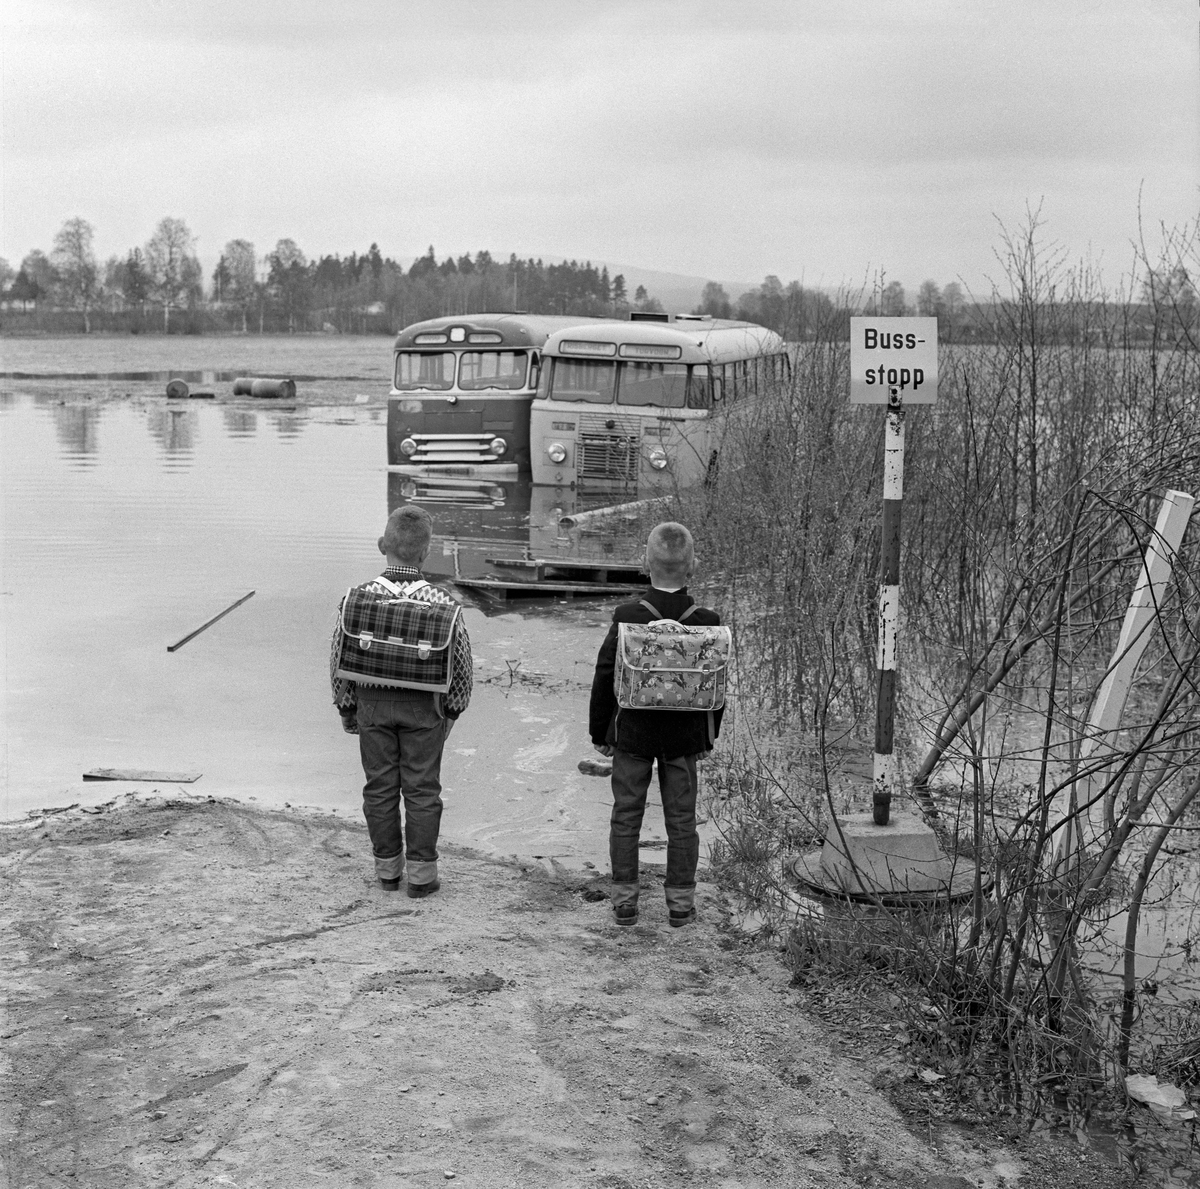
[593,744,615,758]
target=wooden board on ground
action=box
[83,769,202,783]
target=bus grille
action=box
[402,433,502,465]
[579,432,639,482]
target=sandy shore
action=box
[0,793,1131,1188]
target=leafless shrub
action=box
[688,211,1200,1109]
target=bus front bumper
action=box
[388,462,520,478]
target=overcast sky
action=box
[2,0,1197,295]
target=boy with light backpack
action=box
[589,522,730,928]
[331,505,473,897]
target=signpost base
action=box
[786,812,982,907]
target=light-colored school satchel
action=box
[614,600,731,711]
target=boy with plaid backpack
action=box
[331,505,472,897]
[589,522,727,928]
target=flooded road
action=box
[0,381,672,867]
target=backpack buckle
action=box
[417,639,432,660]
[359,631,374,650]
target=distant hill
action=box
[594,264,757,315]
[392,250,840,314]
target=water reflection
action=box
[146,406,197,457]
[51,402,102,461]
[222,408,258,437]
[389,473,532,585]
[385,474,652,622]
[270,413,306,440]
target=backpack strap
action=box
[638,597,699,622]
[374,576,430,598]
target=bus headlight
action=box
[400,480,418,498]
[648,446,669,470]
[546,442,568,464]
[488,486,506,502]
[488,437,507,456]
[400,437,418,457]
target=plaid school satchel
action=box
[336,577,461,694]
[615,600,731,711]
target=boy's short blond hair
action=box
[379,505,433,563]
[646,522,695,582]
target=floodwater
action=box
[0,336,672,868]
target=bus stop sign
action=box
[850,316,938,404]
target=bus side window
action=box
[686,365,712,410]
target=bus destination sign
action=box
[849,316,938,404]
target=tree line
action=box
[0,217,664,336]
[698,266,1199,344]
[3,214,1197,344]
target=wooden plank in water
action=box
[486,558,546,579]
[83,769,202,783]
[167,590,255,652]
[453,577,643,599]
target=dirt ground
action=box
[0,794,1136,1188]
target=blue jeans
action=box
[356,689,446,881]
[609,751,700,891]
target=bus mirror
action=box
[712,380,725,403]
[530,361,540,389]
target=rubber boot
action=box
[665,884,696,928]
[611,881,640,926]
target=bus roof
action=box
[540,318,786,363]
[393,313,614,350]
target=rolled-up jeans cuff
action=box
[665,884,696,914]
[407,859,439,887]
[610,881,640,909]
[374,853,404,881]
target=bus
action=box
[528,314,789,491]
[388,313,611,475]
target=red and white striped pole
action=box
[874,386,904,826]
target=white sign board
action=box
[849,316,938,404]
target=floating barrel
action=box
[165,378,189,399]
[233,377,296,399]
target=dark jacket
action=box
[589,587,724,760]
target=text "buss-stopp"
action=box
[849,317,938,404]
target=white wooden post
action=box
[1051,489,1194,864]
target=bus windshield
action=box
[617,362,688,408]
[546,359,616,403]
[396,352,455,391]
[459,350,528,391]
